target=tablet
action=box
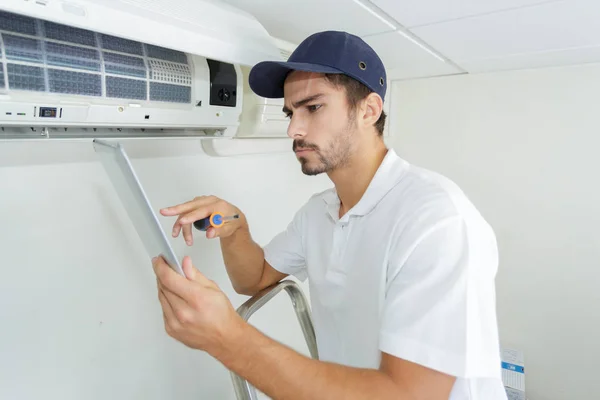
[92,139,184,276]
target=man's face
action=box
[283,71,358,176]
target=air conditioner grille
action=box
[104,52,147,78]
[149,59,191,85]
[150,82,191,103]
[4,34,43,63]
[107,76,146,100]
[146,44,187,64]
[0,10,193,104]
[46,41,101,72]
[48,69,102,96]
[0,10,36,35]
[100,34,144,56]
[44,20,97,46]
[7,64,45,92]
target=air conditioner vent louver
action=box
[0,10,35,35]
[148,59,192,85]
[44,20,96,46]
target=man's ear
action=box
[361,92,383,129]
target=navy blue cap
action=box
[249,30,387,101]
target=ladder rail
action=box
[230,280,318,400]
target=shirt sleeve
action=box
[262,206,308,282]
[379,213,502,379]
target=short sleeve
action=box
[379,214,502,379]
[262,207,307,282]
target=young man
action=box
[153,31,507,399]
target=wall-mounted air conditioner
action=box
[0,0,289,140]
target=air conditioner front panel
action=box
[0,9,243,134]
[0,100,239,129]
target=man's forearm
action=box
[219,217,265,293]
[213,319,405,400]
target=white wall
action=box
[388,63,600,400]
[0,138,331,399]
[3,62,599,400]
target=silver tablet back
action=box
[93,139,184,276]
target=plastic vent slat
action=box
[150,82,191,103]
[4,35,43,63]
[46,42,101,72]
[149,59,191,85]
[0,11,37,36]
[0,63,5,89]
[7,64,45,91]
[146,44,187,64]
[48,69,101,96]
[104,52,146,78]
[100,34,143,55]
[106,76,146,100]
[43,21,97,47]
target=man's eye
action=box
[307,104,321,112]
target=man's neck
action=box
[328,138,388,218]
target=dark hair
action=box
[324,73,387,136]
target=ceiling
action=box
[220,0,600,82]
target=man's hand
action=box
[152,255,243,356]
[160,195,245,245]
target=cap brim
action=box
[249,61,343,99]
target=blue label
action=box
[502,362,524,374]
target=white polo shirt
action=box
[263,148,507,399]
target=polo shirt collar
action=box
[323,148,408,221]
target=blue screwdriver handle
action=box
[193,213,238,231]
[193,217,212,231]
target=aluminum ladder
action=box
[230,280,319,400]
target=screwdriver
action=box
[193,212,239,231]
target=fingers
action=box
[182,223,193,245]
[160,196,202,216]
[170,207,210,241]
[160,196,216,217]
[161,195,242,243]
[177,206,215,226]
[153,255,211,303]
[171,212,197,241]
[153,256,191,299]
[159,281,191,314]
[158,286,177,325]
[172,216,182,238]
[182,256,215,288]
[168,201,218,240]
[158,284,195,336]
[157,278,183,335]
[206,227,217,239]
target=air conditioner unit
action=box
[0,0,290,140]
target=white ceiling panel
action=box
[221,0,394,45]
[410,0,600,67]
[459,45,600,73]
[362,31,462,80]
[370,0,561,28]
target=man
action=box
[153,31,507,399]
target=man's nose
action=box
[287,115,307,139]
